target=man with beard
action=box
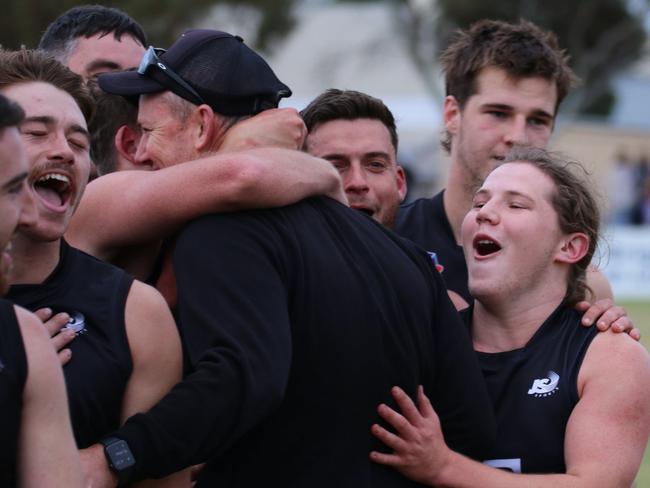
[0,93,82,487]
[0,50,187,486]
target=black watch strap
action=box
[100,437,136,486]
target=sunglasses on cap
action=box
[137,46,206,106]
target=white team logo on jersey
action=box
[62,311,87,336]
[527,370,560,397]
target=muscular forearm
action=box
[432,452,587,488]
[68,149,342,256]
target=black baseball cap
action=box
[98,29,292,116]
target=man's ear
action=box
[555,232,589,264]
[115,124,139,163]
[192,104,217,152]
[443,96,461,136]
[395,165,408,203]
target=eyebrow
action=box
[23,116,91,142]
[85,59,124,73]
[363,151,392,160]
[481,103,554,120]
[475,188,534,201]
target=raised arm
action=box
[370,331,650,487]
[67,148,343,261]
[15,306,83,488]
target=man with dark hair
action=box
[0,93,83,487]
[38,5,147,175]
[0,49,187,486]
[371,147,650,485]
[80,29,496,487]
[62,19,343,280]
[395,19,612,307]
[301,86,633,324]
[38,4,146,80]
[85,79,139,175]
[301,88,407,229]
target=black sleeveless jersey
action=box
[0,299,26,486]
[394,191,471,303]
[7,241,134,448]
[464,304,598,473]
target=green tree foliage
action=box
[0,0,297,51]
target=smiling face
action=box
[133,92,198,170]
[2,81,91,242]
[306,118,406,228]
[66,32,145,80]
[445,67,557,191]
[461,162,568,303]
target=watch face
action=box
[106,440,135,470]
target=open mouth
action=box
[33,173,72,209]
[351,205,374,217]
[473,236,502,257]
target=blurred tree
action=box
[392,0,647,117]
[0,0,298,52]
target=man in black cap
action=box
[66,28,342,284]
[81,29,496,487]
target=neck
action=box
[444,161,477,243]
[9,234,61,285]
[471,286,566,352]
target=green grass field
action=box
[620,301,650,486]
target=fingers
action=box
[51,327,76,352]
[605,314,633,333]
[33,307,53,322]
[369,450,402,467]
[579,298,612,326]
[371,422,406,452]
[629,327,642,342]
[416,385,436,418]
[42,311,71,337]
[595,306,628,331]
[58,349,72,366]
[391,386,423,426]
[377,402,415,440]
[579,298,619,327]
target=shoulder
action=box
[395,193,444,234]
[65,241,129,275]
[579,330,650,398]
[125,280,175,327]
[176,198,328,248]
[398,195,436,215]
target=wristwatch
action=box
[100,437,136,486]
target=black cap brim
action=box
[98,70,166,97]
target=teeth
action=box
[478,239,495,245]
[37,173,70,184]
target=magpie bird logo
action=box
[62,311,87,336]
[527,370,560,397]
